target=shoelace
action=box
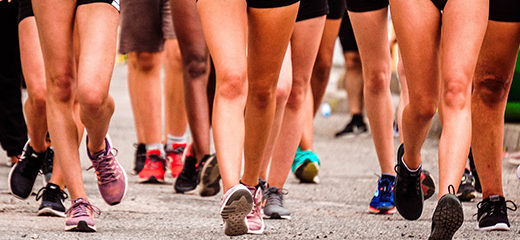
[171,145,185,154]
[394,164,421,195]
[377,178,393,202]
[265,187,288,207]
[35,186,68,202]
[87,148,119,184]
[65,200,101,218]
[476,198,517,219]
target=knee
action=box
[410,97,437,121]
[249,87,276,110]
[344,52,361,70]
[443,75,471,109]
[27,89,47,110]
[364,70,389,94]
[184,53,208,79]
[474,74,510,107]
[78,90,110,113]
[286,78,307,110]
[132,52,160,73]
[314,54,333,80]
[275,82,291,108]
[48,73,75,102]
[217,70,247,101]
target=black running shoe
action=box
[334,119,368,138]
[8,142,46,199]
[457,169,477,202]
[199,154,221,197]
[132,143,146,175]
[36,183,68,217]
[394,144,424,220]
[174,154,200,194]
[41,147,54,185]
[477,195,517,231]
[429,185,463,240]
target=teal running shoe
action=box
[369,176,396,214]
[291,147,320,183]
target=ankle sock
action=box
[146,143,165,157]
[402,157,421,172]
[351,114,364,124]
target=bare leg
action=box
[437,0,488,196]
[268,16,326,188]
[259,49,292,180]
[127,51,163,145]
[396,55,408,143]
[472,21,520,199]
[349,8,395,175]
[171,0,211,161]
[241,4,299,187]
[164,39,187,138]
[344,51,363,115]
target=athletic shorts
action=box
[346,0,388,12]
[296,0,329,22]
[430,0,447,11]
[327,0,346,19]
[247,0,300,8]
[118,0,176,54]
[339,12,357,52]
[18,0,119,23]
[489,0,520,22]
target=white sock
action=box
[402,155,421,172]
[146,143,165,157]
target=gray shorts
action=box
[118,0,176,54]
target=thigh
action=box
[440,0,489,83]
[291,16,326,85]
[170,0,208,62]
[75,3,119,95]
[19,17,46,95]
[198,0,247,78]
[389,0,441,98]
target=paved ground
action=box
[1,64,520,239]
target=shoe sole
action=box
[220,189,253,236]
[295,160,319,183]
[38,207,66,218]
[200,155,221,197]
[477,223,510,231]
[429,195,463,240]
[263,212,292,220]
[421,170,436,200]
[65,220,96,232]
[138,176,165,184]
[368,206,396,215]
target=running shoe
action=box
[220,184,253,236]
[132,143,146,175]
[65,198,100,232]
[8,142,46,199]
[477,195,517,231]
[421,169,436,200]
[41,147,54,185]
[263,186,291,219]
[174,154,200,193]
[258,178,267,192]
[368,176,396,214]
[138,149,167,183]
[87,136,127,205]
[456,169,477,202]
[428,185,463,240]
[334,118,368,138]
[246,185,265,234]
[166,142,186,178]
[292,147,320,183]
[199,154,221,197]
[394,144,424,220]
[36,183,68,217]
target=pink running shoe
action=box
[87,136,128,205]
[246,185,265,234]
[65,198,100,232]
[220,184,253,236]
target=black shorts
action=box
[489,0,520,22]
[296,0,329,22]
[18,0,119,23]
[339,12,357,52]
[327,0,346,19]
[247,0,300,8]
[346,0,388,12]
[430,0,447,11]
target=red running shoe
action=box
[138,149,166,183]
[167,142,187,178]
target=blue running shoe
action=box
[291,147,320,183]
[369,176,396,214]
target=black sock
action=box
[351,114,363,124]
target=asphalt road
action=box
[1,65,519,240]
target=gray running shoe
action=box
[263,187,291,220]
